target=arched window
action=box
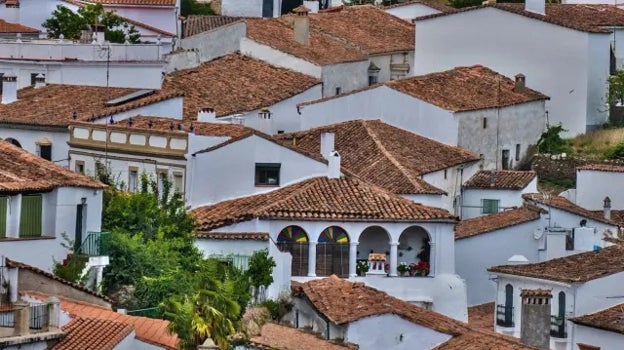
[4,138,21,148]
[316,226,349,277]
[277,226,308,276]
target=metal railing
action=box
[29,303,48,330]
[76,232,111,256]
[496,304,514,328]
[550,315,567,338]
[126,307,163,319]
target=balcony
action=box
[550,315,567,338]
[75,232,111,257]
[496,304,514,328]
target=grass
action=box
[568,127,624,158]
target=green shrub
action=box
[605,142,624,159]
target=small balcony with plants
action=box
[496,304,514,328]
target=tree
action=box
[181,0,215,16]
[246,250,275,300]
[609,69,624,107]
[43,4,140,43]
[537,124,572,154]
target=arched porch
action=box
[277,225,309,277]
[315,226,350,278]
[357,226,390,276]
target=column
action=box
[349,242,358,278]
[389,242,399,277]
[429,241,437,276]
[307,241,317,277]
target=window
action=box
[39,145,52,161]
[0,73,3,94]
[0,197,7,238]
[19,194,42,237]
[515,144,521,161]
[368,75,378,86]
[443,169,447,180]
[482,199,500,214]
[335,87,341,95]
[157,170,168,195]
[496,284,514,327]
[173,172,184,193]
[482,117,487,129]
[501,149,511,170]
[578,344,600,350]
[75,161,85,174]
[30,73,44,86]
[128,167,138,192]
[551,291,567,338]
[566,230,575,250]
[255,163,280,186]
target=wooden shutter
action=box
[0,197,7,238]
[19,195,42,237]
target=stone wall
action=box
[531,154,624,181]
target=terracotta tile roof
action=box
[300,65,548,112]
[250,323,357,350]
[26,291,178,350]
[523,193,617,226]
[191,176,456,232]
[433,330,539,350]
[7,259,112,302]
[52,317,134,350]
[385,0,453,12]
[162,54,320,119]
[570,303,624,334]
[0,141,106,193]
[245,18,367,65]
[274,120,479,195]
[577,163,624,173]
[0,84,179,128]
[293,276,469,335]
[455,206,542,240]
[488,244,624,283]
[0,19,39,33]
[195,232,269,241]
[467,302,494,332]
[520,288,552,298]
[306,5,415,54]
[86,0,175,6]
[415,4,624,34]
[464,170,536,190]
[183,15,241,37]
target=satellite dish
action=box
[533,228,544,240]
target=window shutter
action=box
[0,197,7,238]
[20,195,42,237]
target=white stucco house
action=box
[0,140,105,272]
[414,3,624,136]
[569,302,624,350]
[384,0,452,21]
[191,174,469,321]
[299,65,549,169]
[570,163,624,211]
[274,119,481,213]
[488,244,624,350]
[461,170,537,219]
[288,276,536,350]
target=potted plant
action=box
[397,262,409,276]
[356,260,369,276]
[411,261,430,276]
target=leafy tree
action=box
[43,4,140,43]
[246,250,275,298]
[609,69,624,106]
[537,124,572,154]
[181,0,215,16]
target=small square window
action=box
[482,117,487,129]
[173,172,184,193]
[75,161,85,174]
[515,144,521,161]
[444,169,447,180]
[39,144,52,161]
[255,163,280,186]
[335,87,341,95]
[482,199,499,214]
[128,168,138,192]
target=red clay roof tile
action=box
[52,317,134,350]
[523,193,617,226]
[455,206,542,240]
[0,19,39,33]
[577,163,624,173]
[86,0,175,6]
[463,170,536,190]
[195,232,269,240]
[250,323,357,350]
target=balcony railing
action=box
[76,232,111,257]
[496,304,514,328]
[550,315,567,338]
[29,303,48,330]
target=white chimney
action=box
[328,150,341,179]
[1,74,18,104]
[34,74,45,89]
[604,196,612,220]
[320,132,335,159]
[525,0,545,16]
[507,254,529,265]
[5,1,20,24]
[293,5,310,46]
[197,108,216,122]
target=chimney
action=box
[525,0,545,16]
[34,74,45,89]
[13,301,30,336]
[293,5,310,46]
[197,108,216,122]
[258,107,272,120]
[514,73,526,92]
[604,196,611,220]
[5,0,20,24]
[520,289,552,350]
[320,132,335,159]
[1,74,18,104]
[328,150,341,179]
[257,108,274,133]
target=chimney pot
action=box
[328,150,341,179]
[514,73,526,92]
[1,74,18,104]
[320,132,335,159]
[197,108,216,122]
[604,196,612,220]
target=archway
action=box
[316,226,349,277]
[398,226,431,275]
[358,226,390,276]
[4,138,21,148]
[277,225,309,276]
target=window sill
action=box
[255,184,280,188]
[0,236,55,242]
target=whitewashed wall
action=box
[576,272,624,316]
[187,134,329,207]
[179,21,246,66]
[299,86,460,145]
[576,170,624,210]
[536,205,618,240]
[612,29,624,70]
[572,323,624,350]
[422,163,480,215]
[461,177,537,219]
[0,0,70,31]
[0,127,69,167]
[369,51,415,83]
[346,314,452,350]
[110,7,177,36]
[414,7,608,136]
[222,0,280,17]
[321,60,369,97]
[195,239,268,257]
[240,37,322,78]
[455,218,543,305]
[385,3,442,21]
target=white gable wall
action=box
[346,314,452,350]
[422,163,480,215]
[0,127,69,167]
[240,37,323,78]
[321,60,369,97]
[300,86,459,145]
[572,323,624,350]
[385,3,442,21]
[576,169,624,210]
[414,7,607,136]
[576,272,624,316]
[461,176,537,219]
